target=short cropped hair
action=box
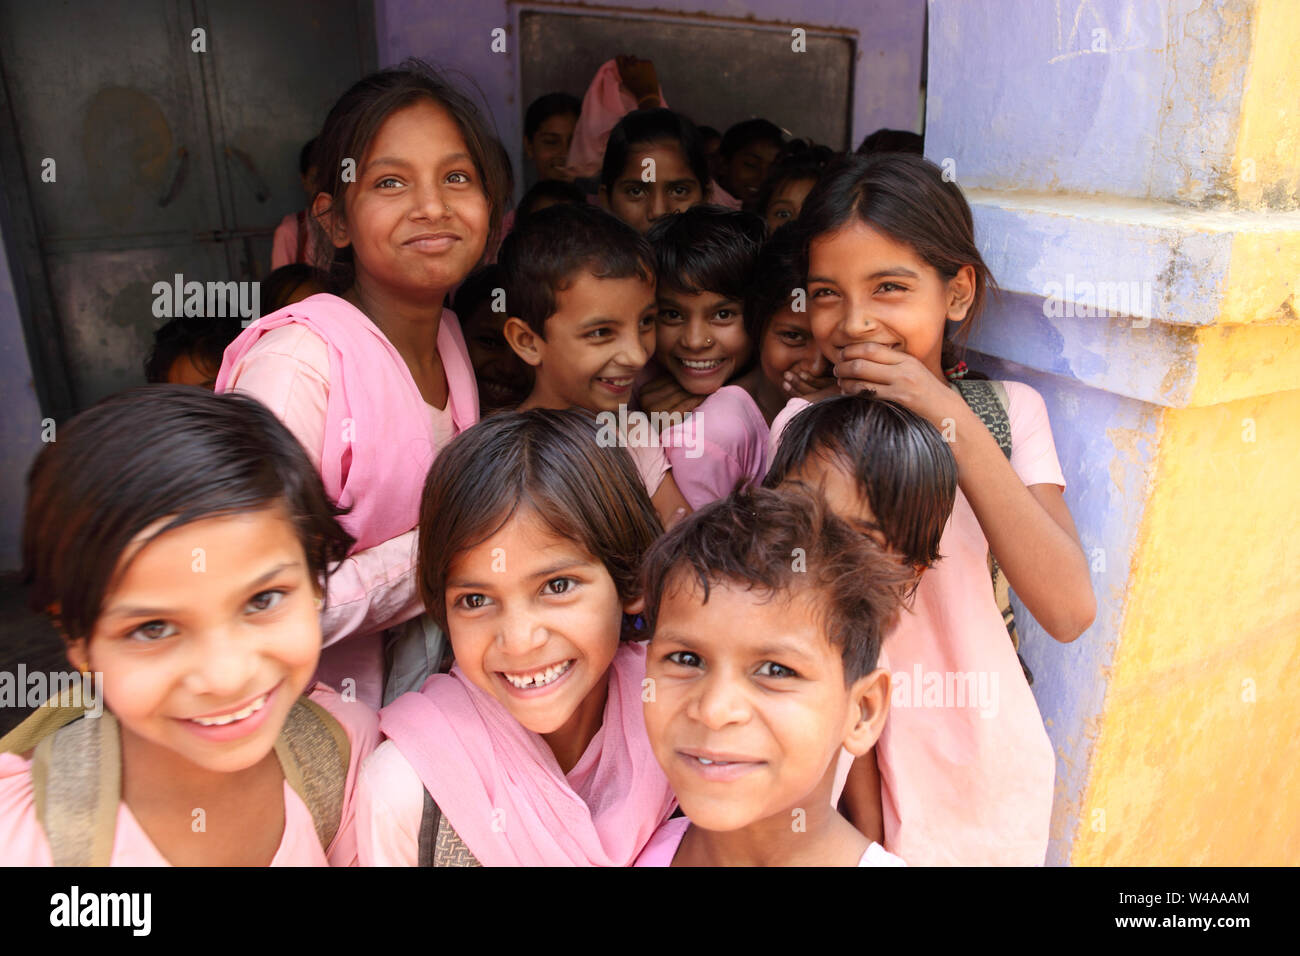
[763,395,958,569]
[742,222,805,342]
[641,486,911,682]
[417,409,663,640]
[516,179,586,223]
[524,92,581,140]
[497,203,654,337]
[645,204,765,303]
[22,387,354,642]
[143,316,242,383]
[720,118,784,159]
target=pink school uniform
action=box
[0,685,378,866]
[565,59,670,180]
[770,382,1061,866]
[216,294,479,707]
[356,641,676,866]
[633,815,906,867]
[662,385,769,509]
[707,182,744,210]
[271,210,317,270]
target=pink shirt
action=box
[271,211,317,270]
[0,685,379,866]
[663,385,769,508]
[771,382,1062,866]
[633,816,906,867]
[707,182,744,210]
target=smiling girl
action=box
[217,62,510,708]
[356,410,676,866]
[1,387,376,866]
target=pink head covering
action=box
[380,641,676,866]
[215,293,479,552]
[566,59,669,180]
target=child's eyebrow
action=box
[102,562,302,619]
[363,152,473,173]
[865,267,921,280]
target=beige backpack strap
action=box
[31,713,121,866]
[274,697,350,853]
[418,789,481,867]
[1,688,90,755]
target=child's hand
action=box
[782,367,837,397]
[616,55,661,107]
[638,374,704,422]
[834,342,960,425]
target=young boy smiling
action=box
[636,486,911,867]
[500,202,691,523]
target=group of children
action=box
[2,58,1095,867]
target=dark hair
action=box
[697,125,721,144]
[796,152,996,367]
[763,395,957,570]
[641,486,910,682]
[261,263,328,314]
[22,387,354,642]
[417,409,663,639]
[497,202,654,336]
[451,263,506,324]
[743,222,807,343]
[308,59,511,290]
[143,316,242,384]
[720,118,784,160]
[855,128,923,156]
[299,137,319,177]
[524,92,581,140]
[645,204,765,302]
[755,149,833,224]
[599,108,710,195]
[516,179,586,223]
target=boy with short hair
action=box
[636,485,911,866]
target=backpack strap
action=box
[31,713,121,866]
[417,789,481,867]
[950,380,1034,684]
[274,697,351,853]
[0,687,91,755]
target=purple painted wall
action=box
[375,0,926,201]
[0,236,45,570]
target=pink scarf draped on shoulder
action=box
[215,293,479,553]
[566,58,670,180]
[380,641,676,866]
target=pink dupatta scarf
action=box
[215,293,479,552]
[380,641,676,866]
[566,59,670,180]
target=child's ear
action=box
[311,192,351,250]
[945,265,977,324]
[65,638,89,675]
[843,666,891,757]
[503,317,544,367]
[622,594,646,617]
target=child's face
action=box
[655,289,750,395]
[71,506,321,775]
[513,271,656,412]
[330,99,490,299]
[644,574,865,831]
[525,112,578,182]
[807,219,958,379]
[166,351,219,390]
[763,176,816,234]
[759,307,830,393]
[445,508,639,737]
[463,305,533,413]
[605,141,703,234]
[721,140,780,207]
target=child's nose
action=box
[413,179,450,219]
[616,328,650,369]
[804,350,829,377]
[497,608,549,656]
[691,673,751,730]
[681,318,711,351]
[647,188,672,224]
[186,629,259,699]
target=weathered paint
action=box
[0,240,45,570]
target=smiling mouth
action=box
[500,659,574,690]
[186,687,275,726]
[677,357,725,372]
[595,375,633,391]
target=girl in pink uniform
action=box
[217,61,511,708]
[1,387,377,866]
[775,152,1096,864]
[638,205,771,508]
[356,410,676,866]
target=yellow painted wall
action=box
[1072,388,1300,864]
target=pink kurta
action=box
[770,382,1062,866]
[662,385,769,508]
[565,59,670,180]
[633,815,906,867]
[0,685,378,866]
[217,294,479,706]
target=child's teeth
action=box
[191,691,269,726]
[504,660,572,689]
[681,359,722,370]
